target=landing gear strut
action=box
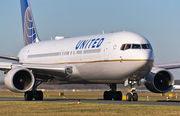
[104,84,122,100]
[126,80,138,101]
[24,78,44,101]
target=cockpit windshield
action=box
[121,44,152,50]
[132,44,141,49]
[121,44,131,50]
[125,44,131,50]
[141,44,152,49]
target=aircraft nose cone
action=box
[133,50,154,72]
[134,49,154,61]
[147,50,154,60]
[130,50,154,80]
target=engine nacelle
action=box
[4,67,35,92]
[144,67,174,93]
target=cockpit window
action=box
[142,44,152,49]
[132,44,141,49]
[121,44,131,50]
[121,44,126,50]
[121,43,152,50]
[125,44,131,50]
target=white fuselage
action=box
[18,31,154,84]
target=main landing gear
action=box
[24,79,44,101]
[104,84,122,100]
[24,90,43,101]
[126,81,138,101]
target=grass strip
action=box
[0,101,180,116]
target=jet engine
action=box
[144,67,174,93]
[4,67,35,92]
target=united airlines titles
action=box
[75,38,104,50]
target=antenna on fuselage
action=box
[102,30,104,34]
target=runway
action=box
[0,97,180,106]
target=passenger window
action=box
[132,44,141,49]
[120,44,126,50]
[125,44,131,50]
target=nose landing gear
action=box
[126,81,138,101]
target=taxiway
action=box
[0,97,180,106]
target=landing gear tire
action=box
[104,91,112,100]
[126,92,138,101]
[24,90,43,101]
[24,91,33,101]
[104,84,122,101]
[104,91,122,100]
[133,93,138,101]
[114,91,122,100]
[126,93,132,101]
[35,91,43,100]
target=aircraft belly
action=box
[67,59,153,84]
[72,61,137,83]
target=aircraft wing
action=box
[23,63,71,80]
[0,55,19,61]
[0,62,12,70]
[1,60,180,75]
[22,63,67,77]
[154,62,180,70]
[0,61,68,78]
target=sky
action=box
[0,0,180,81]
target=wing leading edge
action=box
[0,55,19,61]
[0,62,68,79]
[154,62,180,70]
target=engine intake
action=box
[4,67,35,92]
[145,68,174,93]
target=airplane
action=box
[0,0,179,101]
[173,85,180,90]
